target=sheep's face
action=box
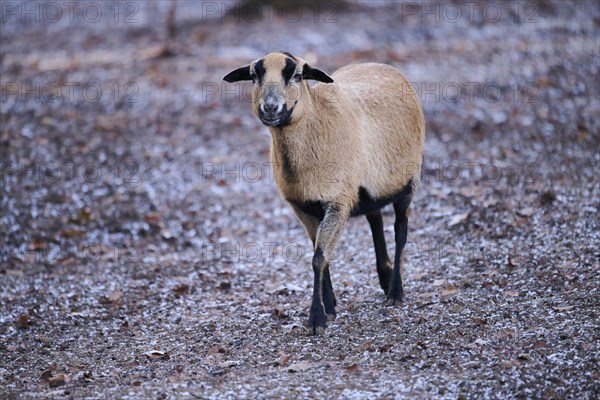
[224,52,333,127]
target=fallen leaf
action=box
[499,359,520,368]
[345,363,360,372]
[472,316,487,325]
[282,323,302,333]
[554,305,575,311]
[172,283,189,295]
[517,353,532,361]
[379,343,394,353]
[40,370,53,380]
[108,289,123,302]
[287,361,311,372]
[59,227,86,238]
[278,353,293,366]
[48,373,69,387]
[206,344,227,357]
[16,313,29,328]
[517,207,535,217]
[448,212,469,227]
[218,361,238,368]
[144,350,169,360]
[143,212,161,224]
[533,339,548,348]
[441,283,459,296]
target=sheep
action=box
[223,51,425,335]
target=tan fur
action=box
[225,52,425,334]
[263,56,425,213]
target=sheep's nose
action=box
[264,102,278,113]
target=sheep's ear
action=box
[302,64,334,83]
[223,65,252,82]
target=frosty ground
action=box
[1,1,598,399]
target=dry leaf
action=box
[206,344,227,357]
[499,359,520,368]
[278,353,293,366]
[218,361,238,368]
[345,363,360,372]
[287,361,311,372]
[144,350,169,360]
[16,313,29,328]
[40,369,53,380]
[108,290,123,302]
[379,343,394,353]
[448,212,469,227]
[441,283,459,296]
[517,207,535,217]
[554,305,575,311]
[48,373,69,387]
[172,283,189,295]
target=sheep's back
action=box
[332,63,425,199]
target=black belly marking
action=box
[350,179,414,217]
[290,199,327,220]
[289,179,414,220]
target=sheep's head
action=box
[223,51,333,127]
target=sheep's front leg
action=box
[291,205,338,322]
[309,204,348,335]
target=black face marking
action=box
[283,58,297,85]
[281,51,297,60]
[254,59,266,84]
[351,179,414,217]
[259,99,298,128]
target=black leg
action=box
[309,248,328,335]
[388,202,408,305]
[366,210,392,294]
[323,265,336,321]
[307,204,348,335]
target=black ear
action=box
[223,65,252,82]
[302,64,334,83]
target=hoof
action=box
[326,313,337,322]
[386,291,403,306]
[310,325,326,336]
[308,312,328,336]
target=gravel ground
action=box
[1,1,599,398]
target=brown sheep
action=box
[224,51,425,335]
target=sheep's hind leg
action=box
[366,209,392,294]
[388,202,409,305]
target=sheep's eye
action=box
[293,73,302,82]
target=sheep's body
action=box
[224,52,425,335]
[271,63,424,216]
